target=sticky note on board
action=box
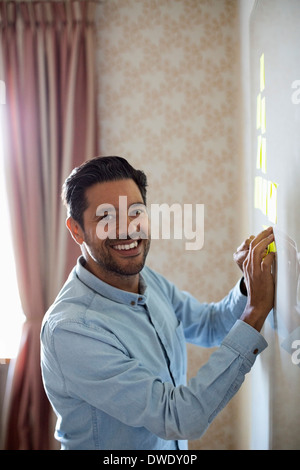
[256,135,262,169]
[267,241,277,253]
[256,93,261,129]
[267,181,278,224]
[262,225,276,254]
[260,53,265,92]
[263,225,277,254]
[256,136,267,173]
[262,177,268,215]
[261,137,267,173]
[261,96,266,134]
[255,177,275,218]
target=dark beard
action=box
[103,240,150,277]
[85,235,151,278]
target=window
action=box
[0,81,24,359]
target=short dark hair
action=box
[62,156,148,229]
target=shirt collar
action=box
[75,256,148,306]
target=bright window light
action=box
[0,81,24,359]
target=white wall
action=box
[249,0,300,449]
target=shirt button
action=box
[253,348,259,354]
[138,297,143,302]
[130,300,135,306]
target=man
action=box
[41,156,275,450]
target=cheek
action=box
[84,225,105,245]
[95,219,118,240]
[129,215,150,239]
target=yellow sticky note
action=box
[256,93,261,129]
[267,241,276,253]
[260,53,265,92]
[256,135,262,169]
[261,137,267,173]
[261,96,266,134]
[267,181,278,224]
[267,181,272,218]
[262,177,268,215]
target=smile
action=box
[111,240,139,251]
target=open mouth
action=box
[110,239,142,255]
[112,240,139,251]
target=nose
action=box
[114,212,132,240]
[128,215,141,240]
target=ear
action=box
[66,217,85,245]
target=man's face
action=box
[81,179,150,278]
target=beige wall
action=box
[95,0,251,449]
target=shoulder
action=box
[42,269,95,333]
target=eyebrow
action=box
[128,201,146,206]
[91,200,146,219]
[93,205,116,220]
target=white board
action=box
[250,0,300,449]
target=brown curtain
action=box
[0,0,99,449]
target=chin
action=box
[113,259,147,277]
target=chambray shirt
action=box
[41,257,268,450]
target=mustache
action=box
[106,231,150,244]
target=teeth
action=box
[113,241,138,251]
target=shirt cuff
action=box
[222,319,268,367]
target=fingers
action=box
[236,235,255,252]
[247,235,255,245]
[248,228,274,263]
[252,233,274,260]
[236,228,275,276]
[241,228,275,331]
[262,251,275,271]
[243,228,275,272]
[249,226,273,250]
[238,227,272,255]
[234,235,254,267]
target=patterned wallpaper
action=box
[95,0,246,449]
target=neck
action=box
[84,258,140,294]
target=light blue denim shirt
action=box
[41,257,267,450]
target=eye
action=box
[99,211,115,221]
[128,204,147,218]
[96,203,116,223]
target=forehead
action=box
[84,179,143,210]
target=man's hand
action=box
[234,234,256,296]
[233,235,255,272]
[240,227,275,332]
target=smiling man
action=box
[67,178,150,293]
[41,156,275,450]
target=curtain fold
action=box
[0,0,99,449]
